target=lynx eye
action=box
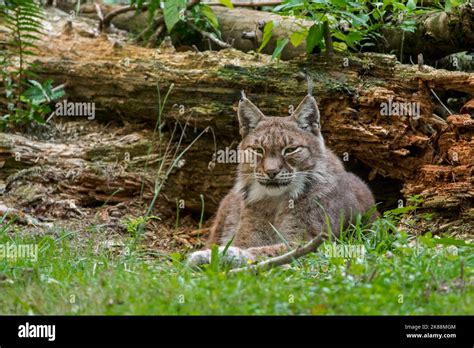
[251,147,264,156]
[283,146,300,156]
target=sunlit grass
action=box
[0,210,472,315]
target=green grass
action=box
[0,213,472,315]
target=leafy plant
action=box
[0,0,65,129]
[0,78,65,129]
[1,0,44,102]
[124,215,161,237]
[130,0,233,47]
[261,0,468,59]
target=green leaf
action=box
[31,111,46,124]
[258,20,274,53]
[393,2,406,11]
[200,4,219,29]
[333,41,347,52]
[434,237,473,247]
[272,37,289,60]
[306,23,323,54]
[26,79,51,103]
[444,0,452,12]
[290,31,306,47]
[210,244,219,272]
[385,205,417,218]
[222,234,235,256]
[163,0,187,32]
[406,0,417,11]
[219,0,234,9]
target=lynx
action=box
[188,86,377,267]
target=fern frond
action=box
[0,0,45,108]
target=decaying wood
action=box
[0,9,472,224]
[0,130,156,208]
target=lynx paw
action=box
[187,246,254,268]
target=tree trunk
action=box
[76,3,474,61]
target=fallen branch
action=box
[102,4,148,30]
[230,233,327,273]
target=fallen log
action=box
[76,3,474,61]
[0,11,473,223]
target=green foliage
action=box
[163,0,187,32]
[258,20,274,52]
[261,0,469,58]
[272,37,289,60]
[0,0,64,129]
[306,23,324,53]
[124,215,161,237]
[130,0,227,45]
[0,78,65,129]
[0,206,471,315]
[1,0,44,86]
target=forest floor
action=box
[0,203,473,315]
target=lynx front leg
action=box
[187,246,255,267]
[187,243,289,268]
[245,243,288,259]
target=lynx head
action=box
[236,90,329,202]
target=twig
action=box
[230,233,327,273]
[188,22,231,48]
[102,4,148,29]
[417,53,424,71]
[430,88,452,115]
[94,2,104,22]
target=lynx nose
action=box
[265,169,280,179]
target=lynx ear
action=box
[238,92,265,138]
[292,95,321,134]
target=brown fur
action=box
[189,93,377,265]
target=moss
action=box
[86,140,153,163]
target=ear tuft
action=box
[238,96,265,138]
[306,74,314,96]
[292,95,321,134]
